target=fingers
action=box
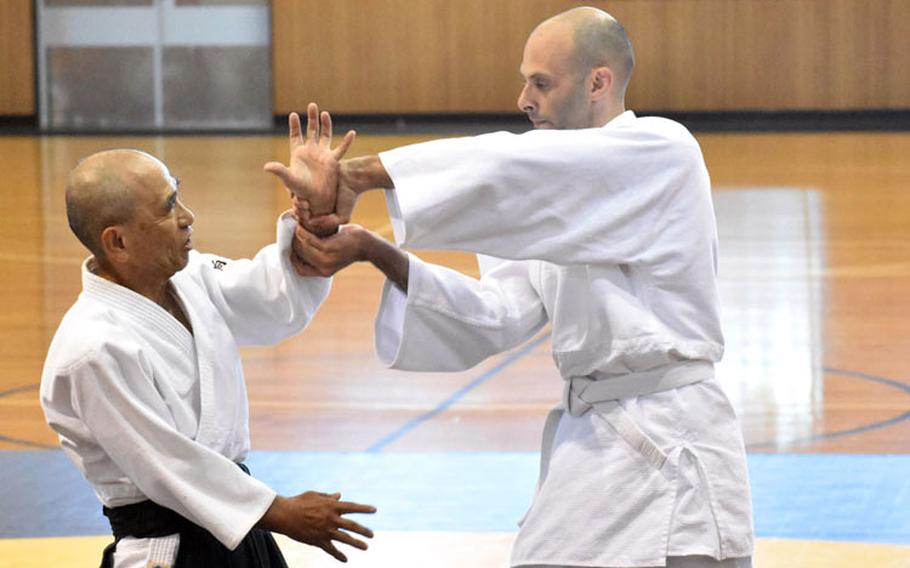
[320,110,333,147]
[289,251,322,277]
[336,501,378,515]
[331,529,370,551]
[292,228,338,276]
[306,102,319,143]
[321,541,347,563]
[292,196,311,221]
[303,103,352,160]
[288,112,303,149]
[294,224,324,248]
[332,129,357,160]
[336,516,374,539]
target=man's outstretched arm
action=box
[289,223,409,291]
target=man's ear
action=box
[100,225,129,263]
[590,66,613,101]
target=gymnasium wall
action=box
[2,1,908,117]
[272,0,910,114]
[0,0,34,116]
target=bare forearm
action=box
[340,156,394,196]
[362,231,408,292]
[257,495,288,533]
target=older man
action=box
[40,149,375,568]
[270,6,753,568]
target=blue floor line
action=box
[823,366,910,393]
[365,331,550,453]
[0,382,38,398]
[748,367,910,451]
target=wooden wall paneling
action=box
[272,0,593,114]
[885,0,910,107]
[0,0,35,116]
[272,0,910,115]
[826,0,910,110]
[728,0,801,110]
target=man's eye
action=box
[535,81,549,90]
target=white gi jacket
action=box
[40,214,330,552]
[374,112,753,567]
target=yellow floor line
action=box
[1,534,909,568]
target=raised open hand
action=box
[264,103,356,216]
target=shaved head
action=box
[518,7,634,128]
[539,7,635,94]
[65,149,166,258]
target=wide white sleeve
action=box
[58,343,275,550]
[187,212,332,346]
[374,253,547,371]
[379,122,707,265]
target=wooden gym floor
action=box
[0,129,908,567]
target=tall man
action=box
[269,7,753,568]
[40,149,375,568]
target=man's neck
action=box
[591,99,627,128]
[94,258,171,306]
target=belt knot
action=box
[564,376,595,417]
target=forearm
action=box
[340,155,394,196]
[362,231,408,291]
[256,495,288,533]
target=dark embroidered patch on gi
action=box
[212,259,228,271]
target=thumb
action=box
[332,129,357,160]
[264,162,299,193]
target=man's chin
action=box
[176,252,191,272]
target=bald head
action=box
[538,7,635,95]
[65,149,166,258]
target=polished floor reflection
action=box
[0,131,908,567]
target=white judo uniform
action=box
[373,111,753,567]
[40,214,330,564]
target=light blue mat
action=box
[3,451,908,544]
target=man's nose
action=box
[517,85,535,113]
[178,202,195,227]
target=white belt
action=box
[537,360,714,486]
